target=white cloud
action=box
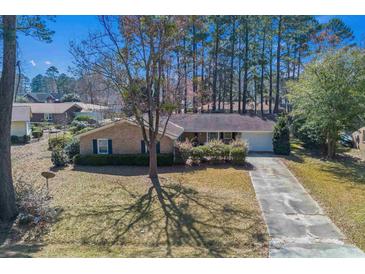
[45,60,52,65]
[30,60,36,67]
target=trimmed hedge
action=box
[175,139,248,165]
[11,135,30,144]
[73,153,174,166]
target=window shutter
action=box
[156,142,161,154]
[92,139,97,154]
[108,139,113,155]
[141,140,146,154]
[232,132,236,140]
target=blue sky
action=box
[18,15,365,79]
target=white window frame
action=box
[207,132,219,142]
[44,113,53,121]
[97,139,109,154]
[223,132,233,140]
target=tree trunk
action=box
[212,20,219,112]
[0,15,18,221]
[229,17,236,113]
[269,39,273,114]
[242,17,249,114]
[238,35,242,114]
[192,20,197,113]
[183,38,188,113]
[148,141,158,179]
[260,27,266,117]
[297,48,301,79]
[274,16,282,114]
[327,131,337,159]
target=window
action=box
[208,132,219,142]
[223,132,232,140]
[363,130,365,142]
[44,113,53,121]
[97,139,109,154]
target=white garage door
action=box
[240,132,273,152]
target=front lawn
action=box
[2,141,268,257]
[283,141,365,251]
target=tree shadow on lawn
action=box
[318,155,365,186]
[62,178,266,257]
[284,144,365,185]
[72,163,254,177]
[0,221,44,258]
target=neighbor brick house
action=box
[78,114,275,156]
[13,102,109,124]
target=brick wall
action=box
[80,121,174,155]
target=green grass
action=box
[2,164,268,258]
[283,140,365,251]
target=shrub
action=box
[174,141,193,163]
[190,146,205,164]
[32,128,43,139]
[71,120,89,131]
[64,138,80,161]
[48,133,72,150]
[11,135,20,144]
[71,126,94,135]
[14,179,56,239]
[206,140,229,162]
[11,135,30,144]
[51,148,68,167]
[230,146,247,165]
[73,153,174,166]
[273,115,291,155]
[23,135,31,143]
[74,115,97,124]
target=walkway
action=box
[248,156,364,258]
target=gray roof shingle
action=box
[169,113,275,132]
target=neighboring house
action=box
[13,102,108,124]
[352,127,365,151]
[11,105,32,137]
[79,113,275,156]
[13,103,83,124]
[23,92,61,103]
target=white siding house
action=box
[11,105,32,137]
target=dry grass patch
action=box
[283,142,365,251]
[3,143,268,257]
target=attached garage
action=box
[240,131,273,152]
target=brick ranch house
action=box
[13,102,108,124]
[78,114,275,156]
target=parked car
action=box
[339,133,353,148]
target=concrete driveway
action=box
[248,156,365,258]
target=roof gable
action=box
[12,106,32,122]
